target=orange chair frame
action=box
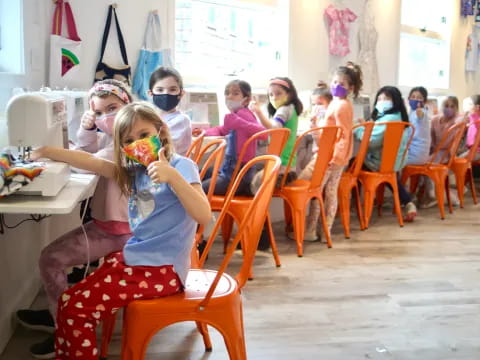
[450,120,480,207]
[337,122,375,238]
[271,126,341,257]
[186,129,206,163]
[401,121,466,219]
[101,155,281,360]
[358,121,415,229]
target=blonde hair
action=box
[113,101,174,195]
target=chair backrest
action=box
[197,139,227,202]
[186,129,206,163]
[429,121,466,166]
[374,121,415,173]
[225,128,290,195]
[198,155,281,307]
[347,122,375,177]
[278,126,341,189]
[464,121,480,162]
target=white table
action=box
[0,173,98,215]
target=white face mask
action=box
[226,98,245,112]
[95,112,117,136]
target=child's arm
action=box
[224,109,267,138]
[249,98,281,129]
[166,114,192,155]
[147,149,211,225]
[31,146,116,179]
[331,104,353,164]
[205,124,228,136]
[75,111,100,153]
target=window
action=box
[175,0,288,87]
[398,0,452,89]
[0,0,24,74]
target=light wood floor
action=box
[2,200,480,360]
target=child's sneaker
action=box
[404,201,417,222]
[420,197,438,209]
[16,309,55,333]
[30,335,55,359]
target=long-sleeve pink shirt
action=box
[466,113,480,152]
[74,127,130,233]
[205,107,266,162]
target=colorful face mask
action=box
[226,98,245,112]
[375,100,393,114]
[409,99,423,110]
[330,84,348,98]
[269,96,287,110]
[95,112,117,136]
[153,94,181,112]
[123,135,162,167]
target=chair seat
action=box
[127,269,237,312]
[273,179,313,196]
[210,195,225,211]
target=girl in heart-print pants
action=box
[55,252,181,360]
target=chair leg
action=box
[215,297,247,360]
[100,313,117,359]
[291,208,305,257]
[354,185,366,230]
[433,175,446,220]
[283,199,292,232]
[363,187,375,229]
[266,213,281,267]
[338,189,351,239]
[390,179,404,227]
[196,321,213,351]
[445,174,453,214]
[318,196,332,248]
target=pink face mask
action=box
[95,112,117,136]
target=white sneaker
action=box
[286,229,319,242]
[420,198,438,209]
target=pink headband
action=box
[89,83,130,104]
[269,79,290,89]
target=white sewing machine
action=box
[6,93,70,196]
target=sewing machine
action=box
[6,93,70,196]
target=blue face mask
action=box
[409,99,423,110]
[375,100,393,114]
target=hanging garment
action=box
[476,1,480,22]
[0,152,45,197]
[465,27,480,72]
[132,12,173,100]
[324,4,357,57]
[94,5,131,85]
[49,0,82,89]
[357,0,379,96]
[462,0,475,17]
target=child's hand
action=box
[192,128,203,137]
[147,148,174,184]
[30,146,49,161]
[81,111,97,130]
[415,104,424,118]
[248,96,261,114]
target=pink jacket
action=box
[205,107,266,162]
[466,113,480,152]
[75,127,129,224]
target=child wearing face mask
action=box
[202,79,266,195]
[420,96,464,208]
[310,81,333,128]
[406,86,431,165]
[16,79,133,359]
[354,86,417,221]
[149,66,192,156]
[460,94,480,161]
[28,102,211,360]
[298,64,362,242]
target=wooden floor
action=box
[2,199,480,360]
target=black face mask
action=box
[152,94,180,111]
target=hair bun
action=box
[317,80,327,89]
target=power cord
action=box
[0,214,51,234]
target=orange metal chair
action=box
[271,126,341,257]
[450,121,480,207]
[401,121,466,219]
[337,122,374,239]
[186,129,206,163]
[101,155,281,360]
[191,139,227,268]
[210,128,290,267]
[358,121,415,229]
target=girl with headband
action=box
[16,79,133,359]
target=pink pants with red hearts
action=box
[54,252,181,360]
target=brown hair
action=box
[335,61,363,99]
[442,96,459,111]
[471,94,480,106]
[113,101,174,195]
[312,80,333,102]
